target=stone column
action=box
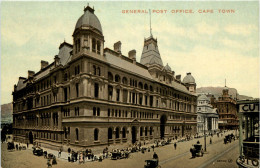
[127,90,130,103]
[104,84,108,100]
[142,94,145,106]
[112,86,116,101]
[120,88,123,102]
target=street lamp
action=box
[204,115,207,152]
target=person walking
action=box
[27,142,29,148]
[58,149,61,158]
[153,152,159,161]
[68,153,71,162]
[174,143,177,150]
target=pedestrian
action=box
[68,153,71,162]
[52,156,57,165]
[27,142,29,148]
[16,144,18,150]
[152,145,155,151]
[174,143,177,150]
[210,138,212,144]
[47,158,52,168]
[153,152,159,161]
[58,149,61,158]
[68,147,71,153]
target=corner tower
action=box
[72,5,104,60]
[140,36,163,67]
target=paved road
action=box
[2,131,239,168]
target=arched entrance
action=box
[131,126,137,144]
[160,115,167,139]
[29,131,33,144]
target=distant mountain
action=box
[1,103,13,124]
[197,87,253,100]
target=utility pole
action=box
[204,115,207,152]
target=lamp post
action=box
[204,115,207,152]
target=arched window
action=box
[116,127,120,139]
[108,72,113,81]
[122,77,128,85]
[138,82,143,89]
[115,74,121,83]
[140,127,143,136]
[93,107,96,116]
[150,127,153,135]
[122,127,126,138]
[144,84,148,90]
[75,128,79,141]
[150,86,153,92]
[94,128,99,141]
[92,38,96,52]
[108,127,113,139]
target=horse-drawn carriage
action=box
[111,150,131,160]
[144,159,161,168]
[224,134,235,144]
[190,144,204,158]
[33,147,43,156]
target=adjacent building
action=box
[12,5,197,149]
[210,86,238,130]
[196,94,219,135]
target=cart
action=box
[144,159,161,168]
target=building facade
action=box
[196,94,219,135]
[210,87,238,130]
[12,6,197,149]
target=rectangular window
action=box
[108,109,110,117]
[94,83,99,98]
[76,83,79,97]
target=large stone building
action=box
[196,94,219,135]
[12,5,197,148]
[210,86,238,130]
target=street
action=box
[1,131,239,168]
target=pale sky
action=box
[1,1,259,104]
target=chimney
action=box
[41,60,49,70]
[54,55,60,67]
[28,70,35,78]
[114,41,121,53]
[128,50,136,61]
[176,75,181,81]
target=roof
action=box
[16,78,27,91]
[105,52,153,80]
[58,43,72,66]
[165,63,171,71]
[75,6,102,34]
[198,94,210,101]
[183,72,195,84]
[171,79,193,94]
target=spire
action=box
[149,9,153,37]
[225,78,226,87]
